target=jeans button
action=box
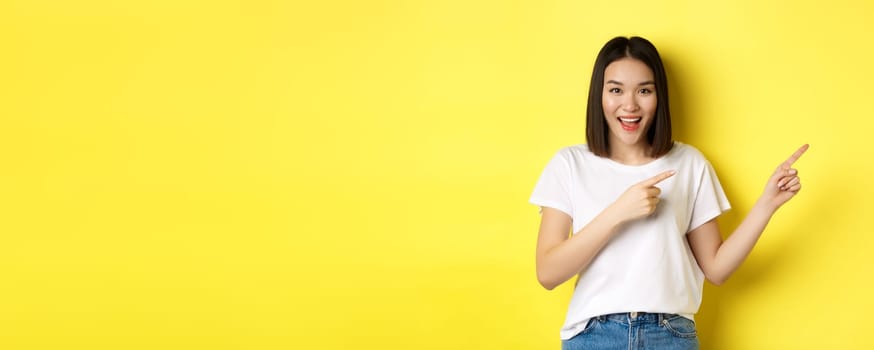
[630,312,638,319]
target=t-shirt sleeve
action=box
[529,150,573,216]
[688,160,731,231]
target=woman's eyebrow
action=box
[605,80,655,86]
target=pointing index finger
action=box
[640,170,676,187]
[781,144,809,169]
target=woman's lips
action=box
[618,116,642,131]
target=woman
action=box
[529,36,807,349]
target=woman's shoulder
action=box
[552,144,595,162]
[668,142,715,168]
[557,144,591,155]
[670,141,708,160]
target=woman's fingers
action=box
[780,144,809,169]
[639,170,676,187]
[775,168,798,187]
[765,145,807,208]
[774,166,798,178]
[780,176,800,190]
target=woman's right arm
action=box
[535,170,676,290]
[535,207,622,290]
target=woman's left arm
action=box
[687,144,809,285]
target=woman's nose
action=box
[622,96,639,112]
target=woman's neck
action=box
[609,142,654,165]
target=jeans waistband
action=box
[597,312,677,325]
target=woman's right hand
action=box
[606,170,676,225]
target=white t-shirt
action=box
[529,142,730,340]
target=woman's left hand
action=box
[762,144,809,210]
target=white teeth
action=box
[619,117,642,123]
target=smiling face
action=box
[601,58,657,153]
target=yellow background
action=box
[0,0,871,349]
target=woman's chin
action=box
[610,132,645,148]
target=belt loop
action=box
[658,313,664,324]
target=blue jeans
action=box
[561,312,699,350]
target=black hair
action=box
[586,36,673,158]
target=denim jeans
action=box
[561,312,699,350]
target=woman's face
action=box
[601,58,657,151]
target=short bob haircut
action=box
[586,36,673,158]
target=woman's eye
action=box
[609,88,621,93]
[639,88,653,95]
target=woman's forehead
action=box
[604,58,654,82]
